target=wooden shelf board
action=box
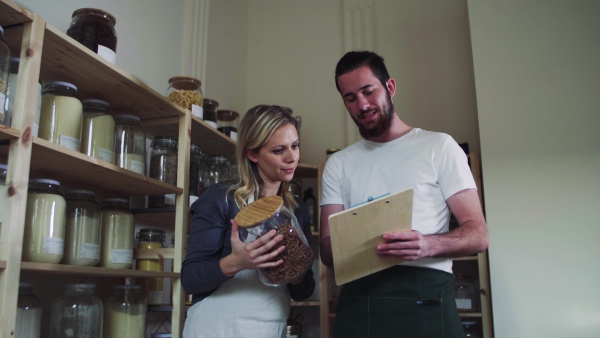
[459,312,483,318]
[0,0,33,27]
[0,126,21,141]
[20,261,180,278]
[453,255,478,262]
[292,301,321,307]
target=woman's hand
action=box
[220,219,286,277]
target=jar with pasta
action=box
[148,136,178,208]
[202,98,219,129]
[39,81,83,152]
[100,197,134,269]
[81,99,115,164]
[135,228,165,305]
[63,190,101,266]
[167,76,203,119]
[235,196,314,286]
[114,114,146,175]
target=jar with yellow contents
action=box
[136,228,165,305]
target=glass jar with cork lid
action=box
[217,109,239,142]
[202,98,219,129]
[167,76,203,119]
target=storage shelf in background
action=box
[0,0,33,26]
[453,255,478,262]
[20,261,180,278]
[0,126,20,141]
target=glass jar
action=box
[454,274,479,312]
[100,198,134,269]
[81,99,115,164]
[4,57,43,132]
[23,179,66,263]
[217,109,239,141]
[114,114,146,175]
[235,196,314,286]
[206,154,230,187]
[63,190,101,266]
[462,321,482,338]
[49,284,103,338]
[148,136,178,208]
[167,76,203,119]
[39,81,83,151]
[189,143,206,204]
[202,98,219,129]
[16,282,43,338]
[0,26,9,126]
[67,8,117,64]
[0,164,6,229]
[103,285,147,338]
[136,228,166,305]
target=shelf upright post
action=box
[317,163,331,338]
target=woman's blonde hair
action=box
[230,105,299,211]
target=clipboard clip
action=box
[348,193,391,214]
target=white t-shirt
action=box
[320,128,476,273]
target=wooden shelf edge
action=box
[0,0,34,27]
[291,301,321,307]
[20,261,180,278]
[0,126,21,141]
[453,255,478,262]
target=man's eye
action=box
[345,97,356,103]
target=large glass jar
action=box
[167,76,203,119]
[235,196,314,286]
[136,228,166,305]
[63,190,101,266]
[100,198,134,269]
[114,114,146,175]
[67,8,117,64]
[49,284,103,338]
[206,154,230,187]
[202,98,219,129]
[81,99,115,164]
[23,179,66,263]
[148,136,178,208]
[0,26,9,125]
[4,57,43,132]
[16,282,43,338]
[217,109,239,142]
[39,81,83,151]
[189,143,206,204]
[103,285,147,338]
[454,274,479,312]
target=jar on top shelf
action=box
[63,190,101,266]
[16,282,43,338]
[114,114,146,175]
[217,109,239,142]
[103,285,147,338]
[49,283,103,338]
[81,99,115,164]
[167,76,203,119]
[202,98,219,129]
[39,81,83,152]
[99,197,134,269]
[0,26,10,125]
[148,135,178,208]
[67,8,117,64]
[3,57,42,133]
[136,228,166,305]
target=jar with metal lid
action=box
[136,228,166,305]
[0,26,9,125]
[103,285,147,338]
[100,198,134,269]
[23,179,66,263]
[63,190,101,266]
[189,143,206,204]
[67,8,117,64]
[235,196,314,286]
[167,76,203,119]
[202,98,219,129]
[49,283,103,338]
[81,99,115,164]
[39,81,83,151]
[114,114,146,175]
[16,282,43,338]
[0,164,6,229]
[462,321,482,338]
[206,154,230,187]
[217,109,239,141]
[4,57,43,132]
[454,274,479,312]
[148,136,178,208]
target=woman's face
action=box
[247,123,300,189]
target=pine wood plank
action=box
[20,261,180,278]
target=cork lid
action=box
[234,195,283,228]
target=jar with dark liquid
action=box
[217,109,239,142]
[202,98,218,129]
[67,8,117,64]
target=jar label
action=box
[111,249,133,264]
[165,193,176,206]
[230,131,238,142]
[455,298,472,310]
[80,242,100,259]
[32,123,39,137]
[98,148,115,164]
[97,45,116,65]
[191,104,203,119]
[206,120,217,129]
[43,237,64,255]
[59,134,81,152]
[130,160,145,175]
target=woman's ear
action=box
[245,149,258,163]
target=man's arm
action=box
[319,203,345,268]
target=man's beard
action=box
[352,91,395,139]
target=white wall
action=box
[468,1,600,337]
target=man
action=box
[320,50,489,337]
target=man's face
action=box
[337,66,395,139]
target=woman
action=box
[181,105,315,338]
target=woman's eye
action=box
[272,149,283,154]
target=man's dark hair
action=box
[334,50,391,92]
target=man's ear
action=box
[245,149,258,163]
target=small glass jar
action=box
[114,114,146,175]
[0,26,10,126]
[148,136,178,208]
[3,57,43,132]
[217,109,239,141]
[100,198,134,269]
[39,81,83,151]
[136,228,166,305]
[103,285,147,338]
[206,154,230,187]
[23,179,66,264]
[189,143,206,204]
[67,8,117,64]
[462,321,482,338]
[63,190,101,266]
[235,196,314,286]
[167,76,203,119]
[16,282,43,338]
[81,99,115,164]
[202,98,219,129]
[49,284,103,338]
[454,274,479,313]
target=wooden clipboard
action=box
[329,189,413,285]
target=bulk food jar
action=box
[454,274,479,312]
[217,109,239,141]
[189,143,206,204]
[0,26,9,125]
[206,154,230,187]
[49,283,103,338]
[136,228,166,305]
[235,196,314,286]
[67,8,117,64]
[103,285,147,338]
[23,179,66,264]
[4,57,42,132]
[16,282,43,338]
[39,81,83,152]
[148,136,178,208]
[202,98,219,129]
[167,76,203,119]
[114,114,146,175]
[100,197,134,269]
[81,99,115,164]
[63,190,101,266]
